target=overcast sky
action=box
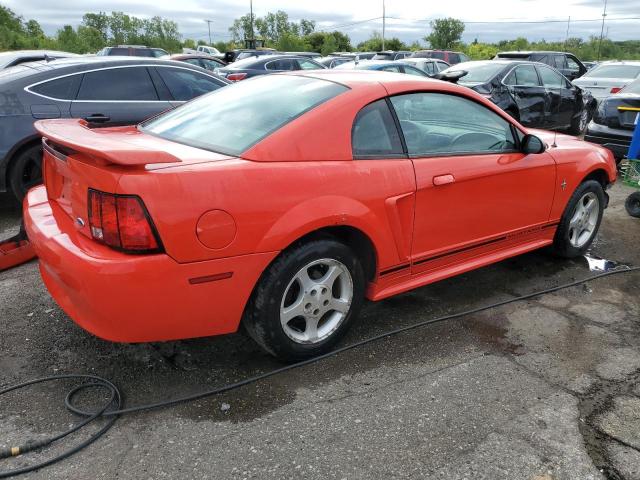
[4,0,638,44]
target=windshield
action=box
[442,62,505,83]
[141,75,348,156]
[584,64,640,79]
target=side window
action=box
[424,63,435,75]
[505,65,540,86]
[352,99,404,158]
[77,68,158,101]
[553,55,567,70]
[156,67,223,101]
[449,53,460,64]
[390,93,517,156]
[538,66,566,88]
[380,65,401,73]
[459,53,470,63]
[183,58,202,67]
[297,59,320,70]
[402,66,422,76]
[30,75,81,100]
[436,61,448,72]
[567,57,580,72]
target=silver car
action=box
[573,61,640,101]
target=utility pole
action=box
[204,19,213,45]
[382,0,386,51]
[564,16,570,49]
[597,0,608,61]
[249,0,255,47]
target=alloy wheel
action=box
[280,258,353,344]
[568,192,599,248]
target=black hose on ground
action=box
[1,265,639,478]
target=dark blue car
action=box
[0,56,228,201]
[216,55,326,82]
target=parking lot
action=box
[1,179,639,479]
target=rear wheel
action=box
[9,144,43,201]
[243,239,365,362]
[625,192,640,218]
[552,180,605,258]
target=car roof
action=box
[497,51,570,56]
[0,49,80,58]
[0,56,216,85]
[284,69,445,88]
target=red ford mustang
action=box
[25,71,616,361]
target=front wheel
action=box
[552,180,605,258]
[569,108,590,136]
[625,192,640,218]
[243,239,365,362]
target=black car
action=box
[217,55,326,81]
[585,79,640,162]
[443,60,595,133]
[96,45,169,58]
[372,51,413,61]
[0,57,228,201]
[495,51,587,81]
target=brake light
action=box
[226,73,247,82]
[611,87,622,94]
[88,189,162,253]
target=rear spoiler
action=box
[34,119,181,166]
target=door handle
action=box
[433,174,455,186]
[84,114,110,123]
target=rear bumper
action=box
[24,186,278,343]
[584,121,632,160]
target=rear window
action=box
[585,65,640,79]
[156,67,223,101]
[141,75,348,155]
[445,62,505,84]
[77,67,158,101]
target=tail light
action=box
[611,87,622,94]
[226,73,247,82]
[88,189,163,254]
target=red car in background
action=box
[25,71,616,361]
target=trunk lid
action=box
[35,119,234,239]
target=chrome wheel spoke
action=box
[304,317,319,341]
[320,265,341,288]
[281,297,305,324]
[568,192,599,248]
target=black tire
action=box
[243,238,365,362]
[569,108,590,136]
[552,180,605,258]
[8,144,43,201]
[625,191,640,218]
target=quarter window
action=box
[77,67,158,101]
[390,93,517,156]
[156,67,223,101]
[352,100,404,158]
[380,65,401,73]
[404,66,426,76]
[297,59,321,70]
[30,75,80,100]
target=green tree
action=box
[425,17,465,49]
[357,32,407,52]
[276,32,309,52]
[320,34,338,56]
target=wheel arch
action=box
[2,134,42,193]
[582,167,611,189]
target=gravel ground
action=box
[1,181,639,480]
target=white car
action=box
[197,45,221,56]
[573,61,640,101]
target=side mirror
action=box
[521,134,546,154]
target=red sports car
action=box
[25,71,616,361]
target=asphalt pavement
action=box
[1,182,639,480]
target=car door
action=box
[70,66,172,126]
[152,66,226,108]
[388,92,556,274]
[537,65,575,128]
[502,64,546,127]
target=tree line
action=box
[1,6,638,61]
